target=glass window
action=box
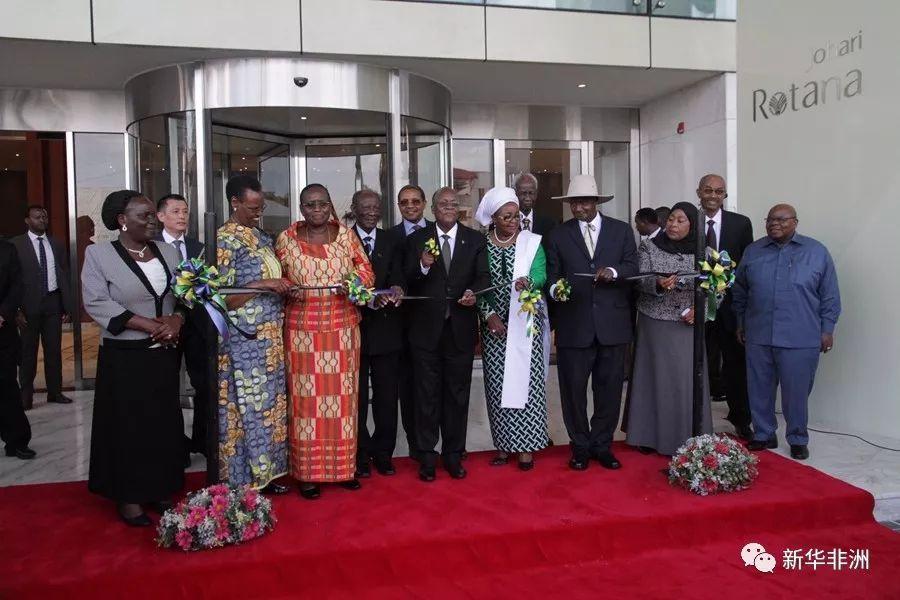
[505,143,581,226]
[452,139,493,228]
[402,116,449,222]
[594,142,630,223]
[306,141,389,227]
[651,0,735,20]
[487,0,644,14]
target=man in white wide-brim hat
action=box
[544,174,638,471]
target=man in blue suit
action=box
[545,175,638,471]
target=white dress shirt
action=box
[649,226,661,239]
[705,209,722,251]
[421,223,458,274]
[27,230,57,292]
[162,229,189,262]
[403,218,428,237]
[581,213,617,279]
[356,225,377,253]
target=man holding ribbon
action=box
[474,187,549,471]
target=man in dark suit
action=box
[351,189,406,477]
[545,175,638,471]
[697,174,754,440]
[514,172,556,236]
[12,205,74,410]
[404,187,489,482]
[389,184,433,461]
[155,193,209,456]
[0,240,35,459]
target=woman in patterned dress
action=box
[276,183,375,500]
[217,176,292,494]
[474,187,550,471]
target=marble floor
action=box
[4,364,900,521]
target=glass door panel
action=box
[504,142,582,225]
[305,139,389,227]
[594,142,630,223]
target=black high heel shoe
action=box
[118,504,152,527]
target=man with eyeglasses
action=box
[389,184,433,461]
[514,173,555,236]
[732,204,841,460]
[696,174,755,440]
[404,187,489,482]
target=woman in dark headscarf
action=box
[625,201,712,456]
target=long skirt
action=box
[88,342,184,503]
[626,313,712,456]
[286,326,360,482]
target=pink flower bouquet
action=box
[157,484,276,551]
[667,433,759,496]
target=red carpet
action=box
[2,443,899,599]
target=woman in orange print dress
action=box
[275,183,375,500]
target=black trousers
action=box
[357,350,401,462]
[715,323,750,428]
[181,313,209,454]
[0,376,30,451]
[556,342,627,459]
[412,322,475,469]
[19,292,63,396]
[705,321,725,398]
[397,343,419,457]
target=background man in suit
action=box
[0,240,35,459]
[514,172,556,236]
[545,174,638,471]
[405,187,489,482]
[155,193,209,457]
[634,207,662,240]
[390,184,433,461]
[351,189,406,477]
[655,206,671,229]
[13,205,73,410]
[697,174,754,440]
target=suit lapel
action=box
[447,224,468,280]
[566,219,592,262]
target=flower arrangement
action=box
[424,238,441,257]
[551,277,572,302]
[699,249,736,321]
[344,271,374,305]
[517,284,542,337]
[171,258,255,340]
[157,484,276,552]
[668,433,759,496]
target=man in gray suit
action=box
[12,206,74,410]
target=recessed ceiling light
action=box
[577,83,587,88]
[14,153,19,157]
[300,116,308,120]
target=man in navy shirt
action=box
[732,204,841,460]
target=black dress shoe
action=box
[261,482,290,495]
[637,446,656,455]
[747,438,778,451]
[339,478,362,490]
[418,465,436,482]
[373,457,395,476]
[569,457,589,471]
[595,452,621,470]
[299,484,321,500]
[5,446,36,460]
[48,394,74,404]
[489,454,509,466]
[446,464,467,479]
[355,461,371,478]
[118,506,152,527]
[735,425,754,442]
[517,459,534,472]
[790,445,810,460]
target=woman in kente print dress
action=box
[474,187,550,471]
[217,176,292,494]
[276,184,375,500]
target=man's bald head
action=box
[697,174,727,216]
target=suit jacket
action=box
[154,233,204,263]
[154,233,210,341]
[11,233,73,317]
[354,227,406,356]
[545,216,639,347]
[390,219,434,239]
[715,210,754,332]
[0,241,23,374]
[404,223,489,352]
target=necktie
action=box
[172,239,185,261]
[411,224,422,234]
[440,234,451,274]
[37,236,49,295]
[522,217,531,231]
[363,235,373,256]
[583,223,596,258]
[706,219,717,250]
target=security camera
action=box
[293,77,309,88]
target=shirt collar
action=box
[764,232,804,247]
[705,209,722,225]
[27,230,45,242]
[356,224,376,242]
[162,229,185,244]
[649,226,661,238]
[404,218,427,233]
[436,222,458,239]
[581,212,602,231]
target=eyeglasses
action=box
[398,198,424,207]
[243,203,267,214]
[496,214,520,222]
[765,217,797,225]
[700,187,727,196]
[301,201,331,210]
[436,202,460,209]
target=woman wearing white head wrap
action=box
[474,187,550,470]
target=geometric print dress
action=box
[477,240,550,453]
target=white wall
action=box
[0,0,91,42]
[738,0,900,440]
[638,73,735,211]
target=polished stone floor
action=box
[4,365,900,521]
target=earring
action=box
[122,224,127,232]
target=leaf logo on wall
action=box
[768,93,788,116]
